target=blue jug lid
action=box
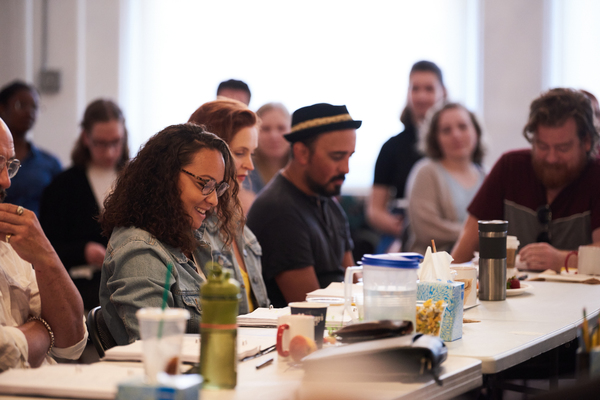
[361,253,422,269]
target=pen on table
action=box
[241,344,276,362]
[255,357,273,369]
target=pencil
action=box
[583,308,591,352]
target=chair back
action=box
[86,306,117,358]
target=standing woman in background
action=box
[40,99,129,311]
[405,103,485,254]
[188,99,269,313]
[248,103,291,194]
[366,61,446,253]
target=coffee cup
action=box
[450,265,478,308]
[289,302,328,348]
[276,314,315,361]
[507,235,520,277]
[576,245,600,275]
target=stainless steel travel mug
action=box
[478,220,508,301]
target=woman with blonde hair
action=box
[248,102,291,194]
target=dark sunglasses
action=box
[181,169,229,197]
[536,204,552,244]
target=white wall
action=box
[480,0,549,171]
[0,0,558,178]
[0,0,121,165]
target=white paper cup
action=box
[289,302,328,348]
[136,308,190,384]
[506,235,520,274]
[450,265,478,308]
[578,245,600,275]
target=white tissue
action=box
[418,246,454,282]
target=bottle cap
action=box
[478,220,508,233]
[201,262,240,299]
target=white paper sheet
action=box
[103,333,275,363]
[0,363,144,399]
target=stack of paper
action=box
[0,363,144,399]
[531,270,600,284]
[305,282,363,300]
[236,307,291,327]
[103,333,272,362]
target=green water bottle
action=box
[200,262,240,389]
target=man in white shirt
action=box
[0,117,87,371]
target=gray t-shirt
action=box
[247,173,354,308]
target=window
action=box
[548,0,600,99]
[121,0,480,193]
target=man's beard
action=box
[532,155,588,190]
[0,188,6,203]
[305,173,345,197]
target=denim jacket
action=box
[100,226,206,345]
[196,214,270,314]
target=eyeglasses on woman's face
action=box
[181,169,229,197]
[0,155,21,179]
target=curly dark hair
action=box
[425,103,485,165]
[99,123,241,254]
[71,99,130,169]
[523,88,599,160]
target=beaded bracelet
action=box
[27,316,55,355]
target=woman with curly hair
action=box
[99,123,240,344]
[188,99,269,314]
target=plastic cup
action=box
[136,308,190,384]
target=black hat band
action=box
[290,114,353,133]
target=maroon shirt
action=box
[468,149,600,250]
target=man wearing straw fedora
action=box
[247,103,359,308]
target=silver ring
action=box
[16,206,24,216]
[6,234,11,244]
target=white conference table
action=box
[0,327,482,400]
[202,347,482,400]
[5,280,596,399]
[445,280,600,374]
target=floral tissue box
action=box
[417,281,464,342]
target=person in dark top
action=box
[366,61,446,252]
[40,99,129,310]
[247,103,358,307]
[0,81,61,216]
[452,88,600,272]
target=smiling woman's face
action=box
[178,147,225,230]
